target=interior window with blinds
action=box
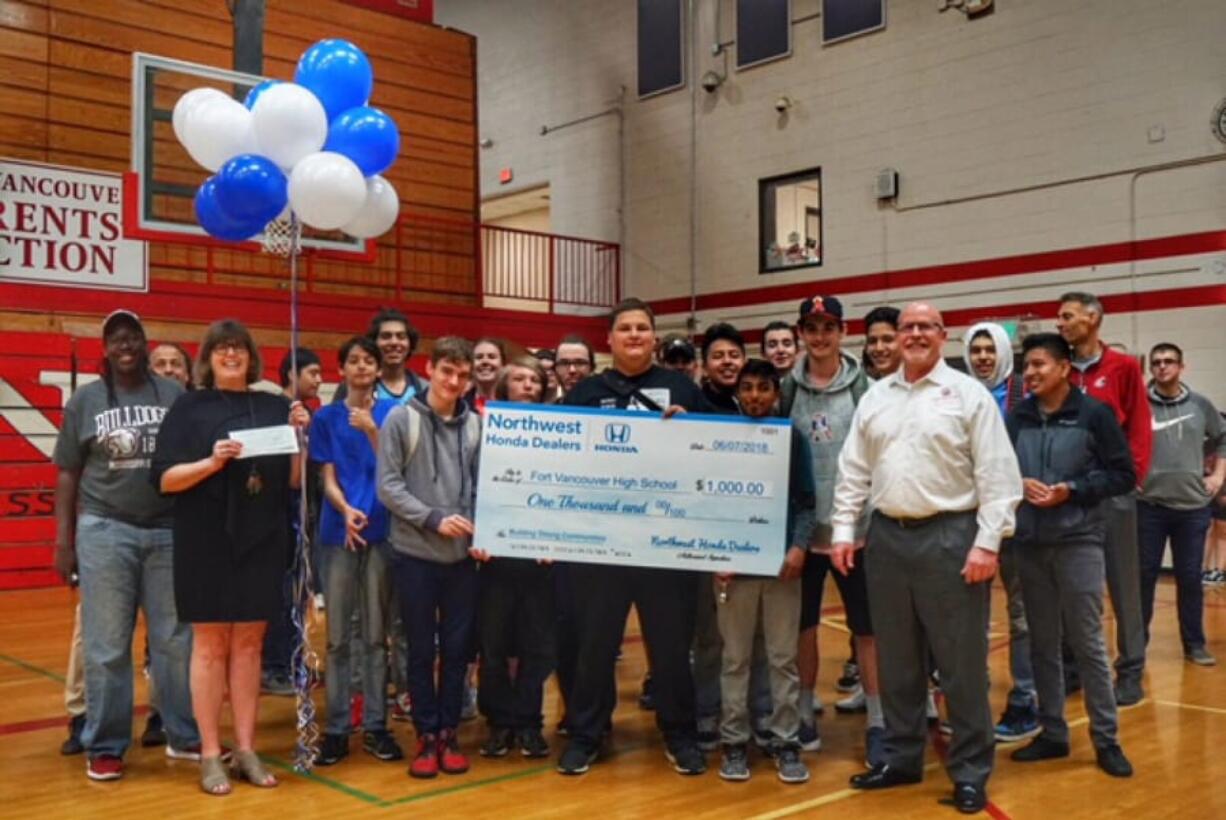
[760,169,822,273]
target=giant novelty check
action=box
[474,402,791,575]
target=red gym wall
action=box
[0,1,608,589]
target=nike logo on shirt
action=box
[1152,414,1195,431]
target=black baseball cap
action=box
[798,295,844,323]
[660,333,696,363]
[101,309,144,338]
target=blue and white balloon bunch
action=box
[172,39,402,242]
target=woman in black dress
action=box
[151,319,310,795]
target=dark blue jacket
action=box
[1006,388,1135,547]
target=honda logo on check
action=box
[604,423,631,444]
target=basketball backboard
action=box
[126,52,372,258]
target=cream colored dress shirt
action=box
[831,359,1022,552]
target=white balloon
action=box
[287,152,366,230]
[172,87,227,146]
[251,83,328,170]
[341,176,400,238]
[182,97,257,172]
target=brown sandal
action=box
[231,750,278,787]
[200,755,232,796]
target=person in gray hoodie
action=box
[781,295,883,765]
[1137,343,1226,667]
[377,336,482,779]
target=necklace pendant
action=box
[246,467,263,497]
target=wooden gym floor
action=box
[1,575,1224,819]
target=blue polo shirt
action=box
[309,398,397,547]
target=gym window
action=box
[759,168,822,273]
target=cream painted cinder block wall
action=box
[441,0,1226,402]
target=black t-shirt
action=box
[700,378,740,416]
[562,365,713,414]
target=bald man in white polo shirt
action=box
[830,302,1023,815]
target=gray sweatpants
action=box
[1017,542,1118,748]
[716,576,802,746]
[866,511,994,787]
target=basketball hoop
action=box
[261,214,300,258]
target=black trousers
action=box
[568,563,698,750]
[477,559,556,730]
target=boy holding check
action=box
[715,359,816,784]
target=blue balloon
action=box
[194,178,265,242]
[243,79,280,110]
[294,39,373,122]
[214,154,288,225]
[324,106,400,177]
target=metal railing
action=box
[139,212,621,313]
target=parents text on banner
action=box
[474,402,791,575]
[0,159,147,292]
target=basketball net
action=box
[260,214,298,258]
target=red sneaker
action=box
[86,754,123,781]
[409,734,438,779]
[437,729,469,775]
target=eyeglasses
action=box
[1150,358,1180,367]
[213,342,248,354]
[899,322,944,335]
[556,359,592,370]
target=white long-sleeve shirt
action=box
[831,359,1023,552]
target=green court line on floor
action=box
[0,651,66,684]
[260,739,660,808]
[261,753,384,805]
[378,763,554,807]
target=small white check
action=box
[229,425,300,458]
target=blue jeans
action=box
[1138,501,1211,650]
[392,553,478,736]
[322,543,392,734]
[76,513,198,757]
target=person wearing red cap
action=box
[52,310,198,782]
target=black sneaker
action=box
[1010,735,1070,762]
[1095,744,1133,778]
[638,676,656,711]
[481,727,514,758]
[557,742,597,775]
[60,714,85,756]
[518,728,550,759]
[363,729,404,761]
[1114,678,1144,707]
[665,742,707,776]
[315,733,350,766]
[261,672,295,696]
[140,711,166,748]
[836,661,860,693]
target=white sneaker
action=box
[314,592,326,611]
[835,685,866,714]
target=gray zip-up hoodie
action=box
[1139,383,1226,511]
[786,351,869,547]
[376,393,480,562]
